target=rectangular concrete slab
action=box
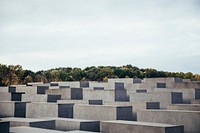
[10,126,66,133]
[1,117,55,129]
[43,117,100,132]
[74,104,133,121]
[167,104,200,111]
[137,109,200,133]
[0,101,28,118]
[101,120,184,133]
[129,92,182,109]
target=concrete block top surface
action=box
[0,101,29,103]
[10,126,66,133]
[75,104,131,108]
[140,109,200,113]
[102,120,182,127]
[42,117,99,122]
[1,117,53,122]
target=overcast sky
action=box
[0,0,200,73]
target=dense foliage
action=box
[0,64,200,86]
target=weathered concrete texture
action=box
[46,88,83,100]
[0,92,12,101]
[46,88,71,100]
[0,87,9,92]
[89,81,110,90]
[83,89,115,103]
[0,92,23,101]
[191,99,200,104]
[51,81,80,88]
[57,100,88,104]
[137,109,200,133]
[154,88,199,104]
[26,102,74,118]
[1,117,55,129]
[104,102,159,120]
[167,104,200,111]
[74,105,133,121]
[22,94,61,102]
[0,121,10,133]
[0,101,27,118]
[43,117,100,132]
[27,82,44,86]
[13,86,48,94]
[101,120,184,133]
[10,126,66,133]
[26,102,58,118]
[129,92,182,109]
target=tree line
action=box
[0,64,200,86]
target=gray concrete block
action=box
[26,102,58,118]
[1,117,55,129]
[101,120,184,133]
[167,104,200,111]
[0,92,12,101]
[10,126,66,133]
[154,88,196,104]
[89,100,103,105]
[43,117,100,132]
[0,121,9,133]
[191,99,200,104]
[0,92,23,101]
[0,87,9,92]
[74,105,133,121]
[115,90,129,101]
[130,92,182,109]
[46,88,71,100]
[57,100,88,104]
[0,101,27,118]
[138,109,200,133]
[83,89,115,103]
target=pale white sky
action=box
[0,0,200,73]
